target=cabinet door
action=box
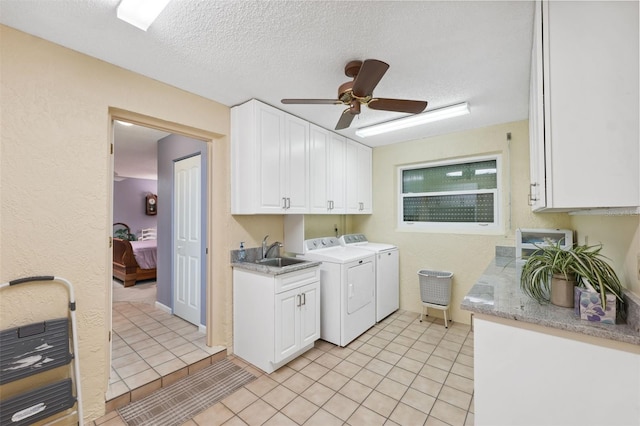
[528,1,546,211]
[542,1,639,209]
[309,125,330,213]
[356,143,372,214]
[345,140,373,214]
[284,114,309,213]
[328,133,346,213]
[256,103,286,213]
[345,139,360,213]
[299,282,320,348]
[274,287,300,363]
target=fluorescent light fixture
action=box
[355,102,470,138]
[475,168,497,175]
[117,0,172,31]
[446,171,463,177]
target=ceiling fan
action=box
[282,59,428,131]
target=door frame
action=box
[108,108,218,386]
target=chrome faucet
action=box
[262,235,269,258]
[262,235,283,259]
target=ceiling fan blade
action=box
[352,59,389,98]
[368,98,428,114]
[281,99,341,105]
[335,109,357,130]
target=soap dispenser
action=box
[238,242,246,262]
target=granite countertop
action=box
[230,246,321,276]
[461,257,640,345]
[231,259,321,276]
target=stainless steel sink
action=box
[255,257,307,267]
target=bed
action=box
[112,238,157,288]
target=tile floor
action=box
[96,308,474,426]
[107,300,226,410]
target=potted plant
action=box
[520,241,624,310]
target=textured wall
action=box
[0,26,234,422]
[113,178,158,237]
[352,120,573,324]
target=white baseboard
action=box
[155,301,172,314]
[155,301,205,330]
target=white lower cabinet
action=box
[233,266,320,373]
[275,282,319,363]
[474,316,640,425]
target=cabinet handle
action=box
[282,197,287,209]
[296,294,301,307]
[528,183,539,205]
[359,202,364,211]
[301,292,306,306]
[286,197,291,209]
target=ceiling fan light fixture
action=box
[355,102,470,138]
[116,0,172,31]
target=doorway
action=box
[110,119,212,398]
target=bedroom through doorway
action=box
[109,119,218,404]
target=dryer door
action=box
[346,258,375,314]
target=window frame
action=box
[397,154,503,233]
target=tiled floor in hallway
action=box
[107,300,226,410]
[96,310,474,426]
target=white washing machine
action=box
[339,234,399,322]
[299,237,376,347]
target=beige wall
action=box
[570,215,640,295]
[0,26,273,422]
[352,120,640,322]
[352,121,573,323]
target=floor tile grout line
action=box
[105,309,474,426]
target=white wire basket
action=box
[418,270,453,306]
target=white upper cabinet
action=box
[529,1,639,211]
[232,100,373,215]
[309,124,346,214]
[346,139,373,214]
[231,99,309,214]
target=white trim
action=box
[155,301,172,314]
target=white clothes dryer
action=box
[339,234,399,322]
[299,237,376,347]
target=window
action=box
[398,156,501,231]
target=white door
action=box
[173,154,201,325]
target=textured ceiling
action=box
[0,0,535,178]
